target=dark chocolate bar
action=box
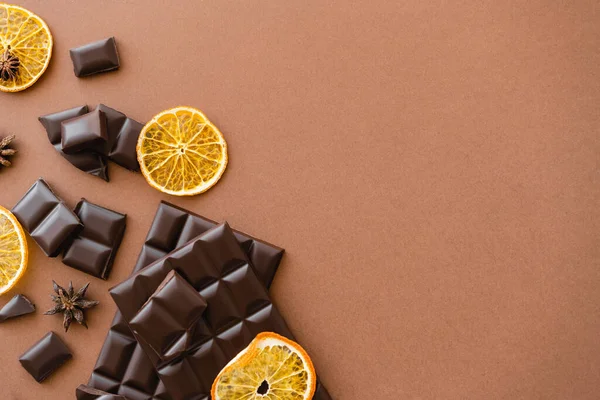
[11,179,83,257]
[61,109,108,154]
[70,37,120,77]
[87,201,286,400]
[95,104,142,171]
[39,106,109,181]
[109,223,295,400]
[0,294,35,322]
[19,332,72,382]
[76,385,129,400]
[130,271,207,361]
[62,199,126,279]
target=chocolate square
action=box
[19,332,72,382]
[130,271,207,360]
[12,179,82,257]
[61,109,108,154]
[109,117,143,171]
[62,199,126,279]
[70,37,120,77]
[39,106,109,181]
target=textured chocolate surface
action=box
[39,106,109,181]
[110,223,293,399]
[11,179,82,257]
[0,294,35,322]
[19,332,72,383]
[61,109,108,154]
[87,201,293,400]
[70,37,120,77]
[62,199,127,279]
[76,385,129,400]
[130,271,207,361]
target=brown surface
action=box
[0,0,599,398]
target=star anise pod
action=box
[0,135,16,167]
[44,281,99,332]
[0,48,19,81]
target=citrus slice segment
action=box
[0,205,28,295]
[0,4,53,92]
[212,332,317,400]
[137,106,228,196]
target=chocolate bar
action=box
[38,106,109,181]
[62,199,126,279]
[11,179,82,257]
[19,332,72,382]
[129,271,207,361]
[0,294,35,322]
[61,109,108,154]
[86,201,286,399]
[70,37,120,77]
[109,223,295,400]
[95,104,142,171]
[76,385,129,400]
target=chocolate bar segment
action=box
[11,179,82,257]
[76,384,129,400]
[110,223,293,400]
[39,106,109,181]
[109,117,143,171]
[130,271,207,361]
[70,37,120,77]
[0,294,35,322]
[87,201,286,400]
[61,109,108,154]
[19,332,72,382]
[62,199,126,279]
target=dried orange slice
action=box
[0,205,28,295]
[137,106,228,196]
[0,4,53,92]
[212,332,317,400]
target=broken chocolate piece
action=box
[0,294,35,322]
[70,37,120,77]
[19,332,72,382]
[61,109,108,154]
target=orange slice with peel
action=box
[0,4,53,92]
[212,332,317,400]
[0,205,27,295]
[137,106,228,196]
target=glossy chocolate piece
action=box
[19,332,72,382]
[11,179,83,257]
[87,201,287,400]
[108,117,143,171]
[110,223,294,400]
[61,109,108,154]
[95,104,126,153]
[0,294,35,322]
[70,37,120,77]
[39,106,109,181]
[76,385,129,400]
[62,199,126,279]
[130,271,207,361]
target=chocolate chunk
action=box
[39,106,109,181]
[110,223,293,400]
[11,179,82,257]
[70,37,120,77]
[86,201,292,399]
[0,294,35,322]
[61,109,108,154]
[130,271,207,361]
[19,332,72,382]
[95,104,126,153]
[62,199,126,279]
[108,117,143,171]
[76,384,129,400]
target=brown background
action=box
[0,0,599,399]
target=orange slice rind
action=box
[0,205,28,295]
[0,4,53,92]
[212,332,317,400]
[137,106,228,196]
